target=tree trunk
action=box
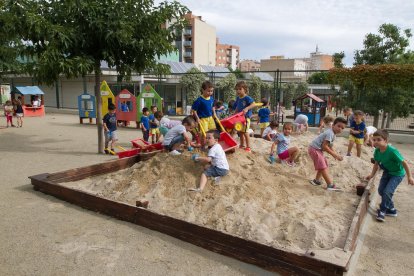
[381,111,387,129]
[94,61,104,153]
[373,114,379,128]
[386,111,392,128]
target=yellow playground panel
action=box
[100,80,115,115]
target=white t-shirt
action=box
[160,117,182,129]
[262,126,277,138]
[162,124,186,146]
[366,126,377,136]
[294,114,308,125]
[208,143,229,170]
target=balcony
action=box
[184,41,192,47]
[183,29,192,36]
[184,51,192,58]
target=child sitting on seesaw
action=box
[162,116,197,156]
[189,130,229,192]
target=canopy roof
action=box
[15,86,44,95]
[295,93,324,103]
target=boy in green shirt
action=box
[366,129,414,222]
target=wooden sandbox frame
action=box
[29,154,374,275]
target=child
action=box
[347,110,366,157]
[257,98,274,136]
[189,130,229,192]
[162,115,197,155]
[14,97,24,128]
[213,101,226,120]
[293,114,309,134]
[262,120,279,141]
[365,129,414,222]
[233,81,256,152]
[343,107,354,127]
[364,126,377,147]
[149,105,160,144]
[268,122,299,166]
[308,117,347,191]
[317,115,334,134]
[140,107,150,142]
[103,103,118,155]
[3,100,15,127]
[191,81,216,145]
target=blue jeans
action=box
[378,171,404,212]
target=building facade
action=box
[260,56,307,82]
[238,59,260,72]
[174,12,216,66]
[215,38,240,69]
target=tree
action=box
[180,67,205,105]
[332,52,345,68]
[217,73,237,104]
[4,0,188,153]
[248,75,262,102]
[307,72,329,84]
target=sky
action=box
[158,0,414,67]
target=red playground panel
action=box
[117,148,141,159]
[220,112,246,131]
[219,132,238,152]
[131,138,163,152]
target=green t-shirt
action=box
[374,145,405,176]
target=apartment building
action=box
[260,56,307,81]
[306,46,334,70]
[238,59,261,72]
[216,38,240,69]
[174,12,216,66]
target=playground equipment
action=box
[293,93,326,126]
[136,84,162,127]
[220,112,246,133]
[100,80,115,116]
[117,138,163,159]
[12,86,45,117]
[116,89,136,126]
[77,92,96,124]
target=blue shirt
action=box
[350,120,366,139]
[149,114,158,129]
[273,133,290,154]
[103,113,117,132]
[233,95,254,118]
[141,115,149,130]
[258,107,270,123]
[191,96,214,118]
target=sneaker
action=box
[214,176,221,185]
[327,184,342,191]
[188,187,202,192]
[346,153,351,157]
[245,147,252,152]
[309,179,322,186]
[385,208,398,217]
[376,210,385,222]
[104,148,110,154]
[169,150,181,156]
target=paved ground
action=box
[0,113,413,275]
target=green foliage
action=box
[332,52,345,68]
[307,72,329,84]
[180,67,205,105]
[248,75,262,102]
[354,23,412,65]
[281,82,309,109]
[217,73,237,103]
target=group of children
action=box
[103,85,414,223]
[2,97,24,128]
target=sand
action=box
[64,132,376,254]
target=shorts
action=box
[16,113,24,118]
[308,146,328,171]
[278,150,290,160]
[150,128,160,135]
[105,130,118,142]
[239,118,251,133]
[163,135,184,151]
[259,122,270,129]
[349,135,364,145]
[204,166,229,177]
[199,116,216,131]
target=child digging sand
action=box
[189,130,229,192]
[365,129,414,222]
[308,117,347,191]
[162,115,197,155]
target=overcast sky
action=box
[160,0,414,66]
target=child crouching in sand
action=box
[162,116,196,155]
[189,130,229,192]
[365,129,414,222]
[308,117,347,191]
[268,122,299,166]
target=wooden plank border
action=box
[30,157,363,275]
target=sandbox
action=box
[30,134,377,275]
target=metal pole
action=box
[55,79,60,109]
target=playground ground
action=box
[0,112,413,275]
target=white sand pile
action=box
[64,132,375,254]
